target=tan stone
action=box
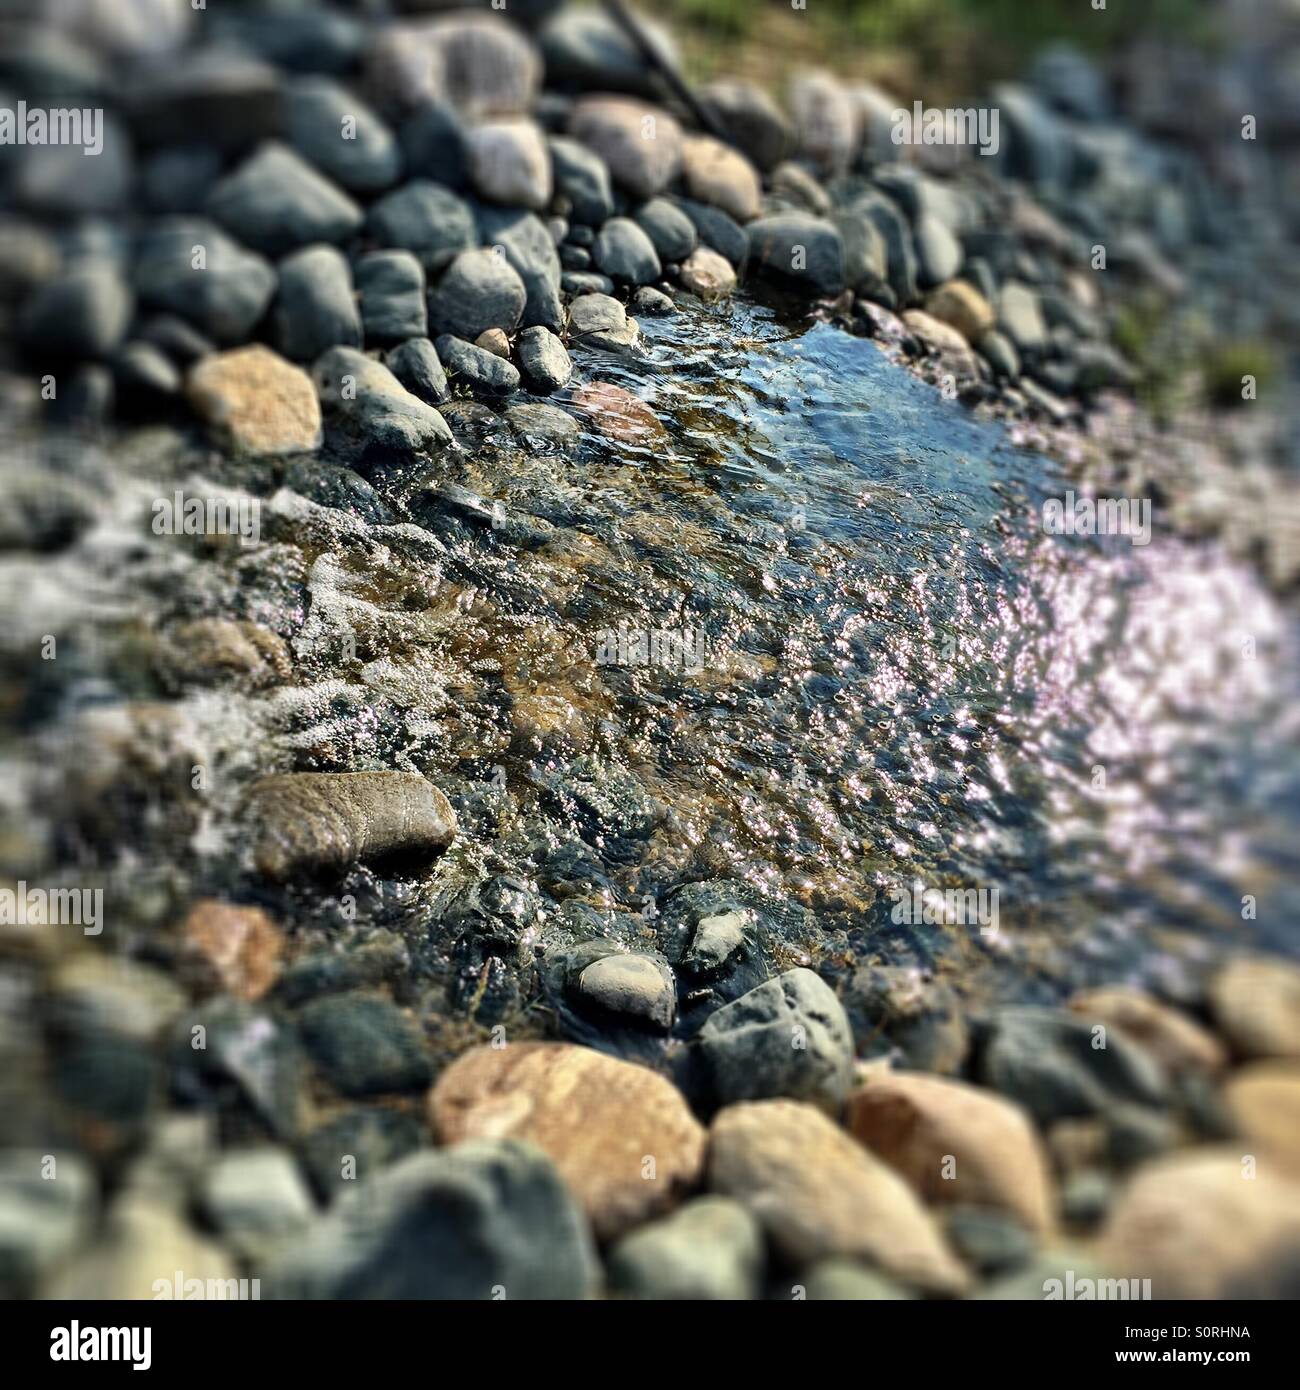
[475,328,512,359]
[678,247,737,302]
[708,1099,968,1294]
[681,135,762,223]
[846,1071,1054,1234]
[1068,985,1227,1076]
[181,899,284,1002]
[186,345,322,456]
[568,382,665,444]
[568,97,683,202]
[428,1042,705,1240]
[1225,1062,1300,1170]
[1209,956,1300,1060]
[1098,1148,1300,1298]
[923,279,996,345]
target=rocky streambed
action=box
[2,0,1300,1302]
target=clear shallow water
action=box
[4,294,1298,1015]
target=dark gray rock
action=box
[142,146,224,216]
[632,286,675,315]
[385,337,449,406]
[830,209,889,297]
[562,271,615,296]
[367,180,477,274]
[593,217,661,286]
[137,314,214,367]
[674,197,748,268]
[539,7,679,99]
[47,365,113,431]
[852,191,920,304]
[274,244,362,362]
[549,136,614,225]
[567,292,638,352]
[399,102,469,190]
[634,198,697,263]
[207,8,368,77]
[477,204,564,333]
[435,334,521,398]
[976,1007,1169,1125]
[355,250,427,344]
[207,142,364,258]
[286,77,402,195]
[21,261,132,359]
[696,967,854,1111]
[943,1206,1037,1277]
[296,992,431,1098]
[124,47,283,151]
[112,340,181,396]
[1031,44,1112,123]
[134,218,277,345]
[312,347,454,459]
[265,1141,597,1299]
[428,247,526,341]
[746,212,845,295]
[700,79,791,171]
[516,324,571,392]
[168,1000,303,1140]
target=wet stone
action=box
[244,770,457,882]
[516,324,571,392]
[506,402,580,452]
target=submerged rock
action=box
[244,770,457,881]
